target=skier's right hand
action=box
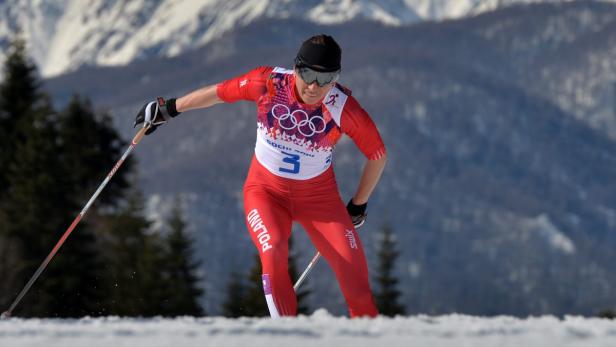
[134,97,180,135]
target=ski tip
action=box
[0,311,11,319]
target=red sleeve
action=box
[216,66,273,103]
[340,96,387,160]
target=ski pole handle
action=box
[133,125,148,144]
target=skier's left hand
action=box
[346,199,367,228]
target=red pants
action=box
[243,157,378,318]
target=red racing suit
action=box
[217,66,386,318]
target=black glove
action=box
[346,199,367,228]
[134,97,180,135]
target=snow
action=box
[5,0,616,78]
[1,310,616,347]
[404,0,608,21]
[307,0,420,26]
[524,214,576,255]
[5,0,416,77]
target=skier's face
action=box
[294,70,335,105]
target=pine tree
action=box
[158,200,204,316]
[53,94,139,317]
[221,271,247,317]
[241,253,270,317]
[0,39,41,290]
[373,223,406,316]
[236,235,310,317]
[288,235,310,315]
[0,37,40,198]
[56,95,132,206]
[0,221,21,311]
[2,96,106,317]
[101,189,166,316]
[0,37,107,317]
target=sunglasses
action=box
[294,58,340,87]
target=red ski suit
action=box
[217,66,386,318]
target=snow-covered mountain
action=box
[1,0,610,77]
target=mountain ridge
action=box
[2,0,612,77]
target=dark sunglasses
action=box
[294,59,340,87]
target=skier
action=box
[134,34,387,318]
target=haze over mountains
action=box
[4,0,616,316]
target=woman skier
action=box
[135,34,387,318]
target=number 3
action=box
[279,151,300,174]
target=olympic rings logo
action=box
[271,104,326,137]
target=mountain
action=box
[1,0,609,78]
[9,0,616,316]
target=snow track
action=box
[1,309,615,347]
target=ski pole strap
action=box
[156,97,172,121]
[157,97,180,120]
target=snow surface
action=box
[1,310,616,347]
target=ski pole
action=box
[293,251,320,291]
[0,126,150,319]
[294,224,363,292]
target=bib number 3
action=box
[279,151,300,174]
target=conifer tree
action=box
[158,200,204,316]
[0,38,40,276]
[101,189,166,316]
[238,234,310,317]
[288,235,310,315]
[221,271,247,318]
[56,95,132,206]
[0,218,21,310]
[373,223,406,316]
[241,253,270,317]
[0,36,156,318]
[0,37,40,198]
[0,37,106,317]
[3,94,105,317]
